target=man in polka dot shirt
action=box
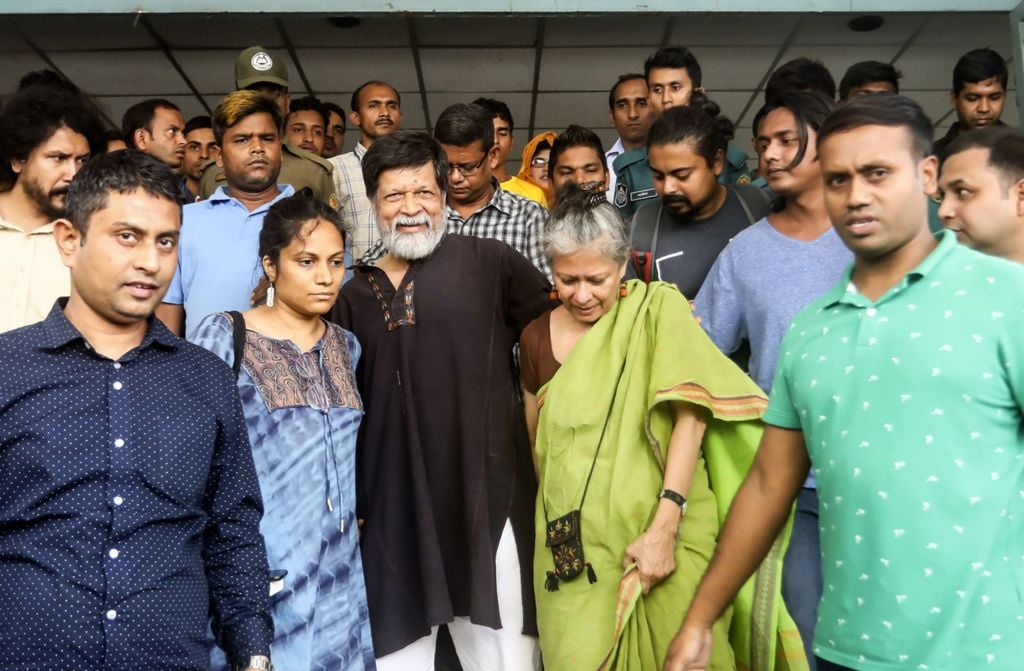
[0,150,273,671]
[666,95,1024,671]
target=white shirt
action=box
[605,137,625,203]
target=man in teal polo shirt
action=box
[666,94,1024,671]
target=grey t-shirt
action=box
[627,185,769,299]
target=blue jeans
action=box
[782,488,822,671]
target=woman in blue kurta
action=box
[193,193,375,671]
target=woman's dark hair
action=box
[752,90,837,170]
[647,92,734,168]
[549,125,606,179]
[259,189,346,272]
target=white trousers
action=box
[375,520,540,671]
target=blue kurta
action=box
[193,312,375,671]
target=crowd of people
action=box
[0,35,1022,671]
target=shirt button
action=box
[866,308,877,317]
[113,496,124,506]
[113,362,122,370]
[114,438,125,448]
[112,381,123,391]
[109,548,120,559]
[106,609,117,620]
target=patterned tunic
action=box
[193,313,375,671]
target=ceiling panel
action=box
[416,16,538,47]
[298,48,420,92]
[544,15,666,47]
[282,15,410,47]
[427,91,534,128]
[147,15,281,49]
[539,47,652,91]
[692,46,784,90]
[670,13,799,47]
[704,90,758,124]
[791,13,926,46]
[421,48,535,92]
[0,22,31,52]
[534,91,609,128]
[0,52,54,92]
[49,50,190,96]
[915,13,1012,48]
[12,15,155,50]
[95,95,208,127]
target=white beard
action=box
[379,213,446,260]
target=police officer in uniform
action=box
[197,46,338,209]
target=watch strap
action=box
[659,488,688,513]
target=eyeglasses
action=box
[448,155,487,177]
[530,157,549,167]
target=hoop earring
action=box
[266,284,276,308]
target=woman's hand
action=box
[623,501,680,594]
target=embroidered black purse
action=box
[542,356,626,593]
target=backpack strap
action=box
[228,311,246,378]
[732,183,772,226]
[628,203,663,283]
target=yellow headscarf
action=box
[517,131,558,204]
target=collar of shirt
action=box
[353,142,368,161]
[36,298,180,354]
[446,178,510,224]
[605,137,626,163]
[0,212,56,235]
[207,184,296,212]
[823,229,958,310]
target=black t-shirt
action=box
[628,185,769,299]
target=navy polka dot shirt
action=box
[0,301,272,670]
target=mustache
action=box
[662,194,692,207]
[393,214,432,228]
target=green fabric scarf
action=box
[534,280,807,671]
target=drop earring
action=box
[619,283,628,298]
[266,284,276,307]
[549,289,559,301]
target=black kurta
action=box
[331,234,553,656]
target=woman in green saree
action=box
[519,185,806,671]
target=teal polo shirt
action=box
[765,230,1024,671]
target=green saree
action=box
[533,280,806,671]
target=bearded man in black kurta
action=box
[331,131,552,669]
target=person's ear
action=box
[1013,178,1024,218]
[488,144,500,171]
[52,218,82,270]
[711,148,725,177]
[261,256,277,284]
[920,154,939,196]
[349,109,361,128]
[133,128,149,151]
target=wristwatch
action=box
[659,488,688,515]
[240,656,273,671]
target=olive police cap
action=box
[235,46,289,90]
